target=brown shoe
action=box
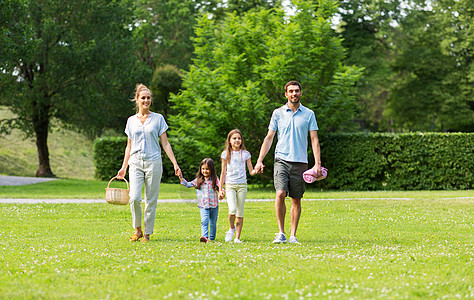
[140,235,150,243]
[129,232,143,242]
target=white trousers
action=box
[128,156,162,235]
[226,183,247,218]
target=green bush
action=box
[93,137,127,181]
[94,133,473,190]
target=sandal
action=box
[140,235,150,243]
[129,232,143,242]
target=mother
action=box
[117,84,181,242]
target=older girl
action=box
[117,84,180,242]
[219,129,256,243]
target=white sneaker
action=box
[288,236,300,244]
[233,238,242,243]
[273,232,287,244]
[225,228,235,242]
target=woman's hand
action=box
[174,164,181,177]
[117,168,127,179]
[176,169,184,182]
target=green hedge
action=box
[94,133,473,190]
[318,132,473,190]
[93,137,127,181]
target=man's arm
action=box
[310,130,322,177]
[255,129,276,173]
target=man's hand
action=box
[255,161,265,174]
[312,165,322,178]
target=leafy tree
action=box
[133,0,206,70]
[0,0,145,177]
[133,0,283,71]
[133,0,284,120]
[387,0,473,131]
[169,0,362,181]
[150,64,182,118]
[213,0,282,20]
[338,0,402,131]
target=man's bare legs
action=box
[290,198,301,237]
[275,190,287,233]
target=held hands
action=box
[174,165,182,177]
[218,190,225,200]
[175,167,183,181]
[254,161,265,174]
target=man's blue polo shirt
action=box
[268,103,318,163]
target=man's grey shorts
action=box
[273,158,308,199]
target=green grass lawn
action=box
[0,198,472,299]
[1,178,473,200]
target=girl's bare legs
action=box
[229,214,236,230]
[235,217,244,239]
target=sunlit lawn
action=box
[0,198,472,299]
[1,178,473,200]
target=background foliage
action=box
[93,137,128,181]
[94,133,474,190]
[0,0,145,176]
[1,0,472,180]
[337,0,473,132]
[169,1,362,182]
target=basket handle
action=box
[107,176,129,190]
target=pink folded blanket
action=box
[303,167,328,183]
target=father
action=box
[255,81,322,244]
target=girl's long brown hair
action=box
[195,158,219,191]
[224,129,246,165]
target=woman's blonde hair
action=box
[130,84,152,112]
[224,129,246,165]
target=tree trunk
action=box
[33,101,55,178]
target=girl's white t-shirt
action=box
[221,150,251,184]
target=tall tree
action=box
[133,0,205,70]
[387,0,473,131]
[133,0,283,71]
[169,0,361,180]
[133,0,284,119]
[338,0,402,131]
[0,0,144,177]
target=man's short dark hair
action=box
[285,81,302,92]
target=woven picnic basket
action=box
[105,176,130,205]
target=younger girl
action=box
[179,158,220,243]
[219,129,256,243]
